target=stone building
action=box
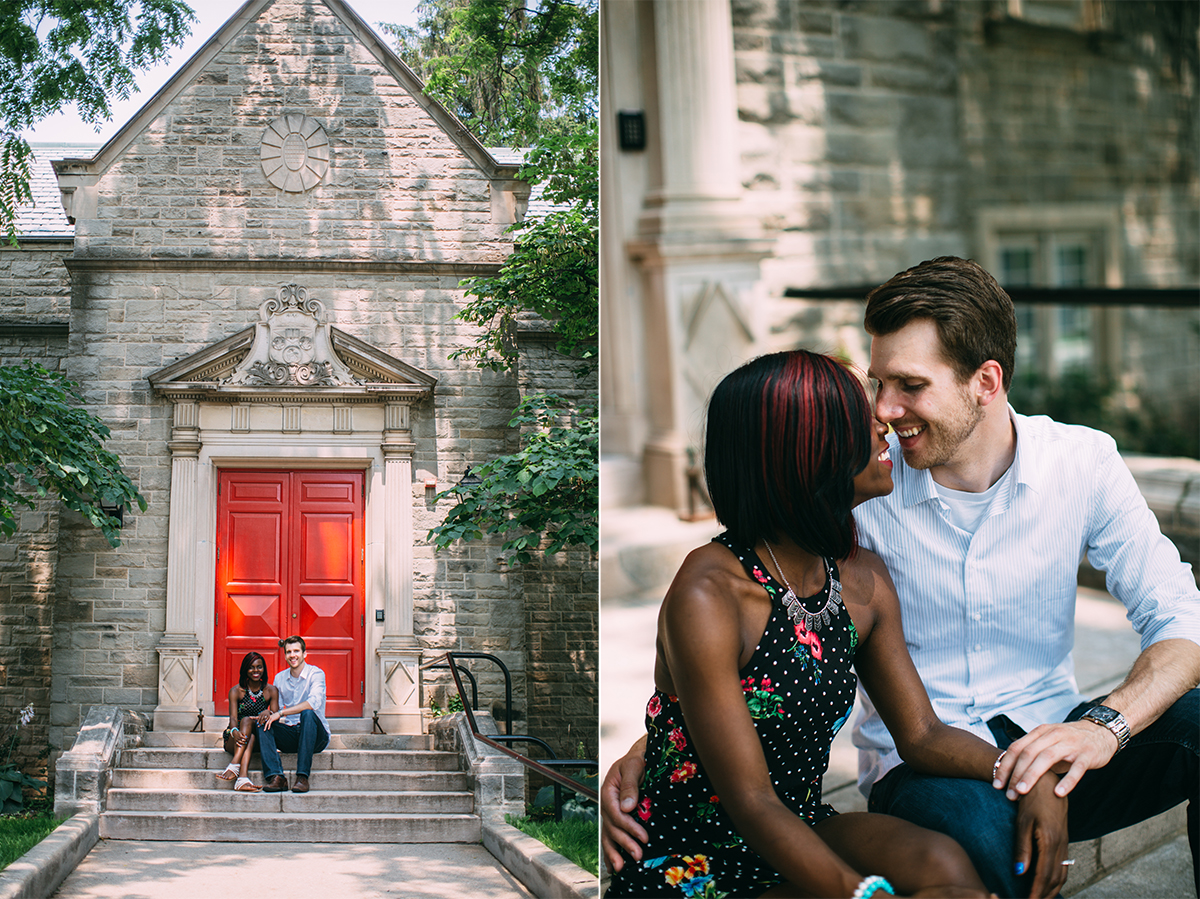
[0,0,596,775]
[602,0,1199,512]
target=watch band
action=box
[1081,705,1131,751]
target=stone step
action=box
[111,768,469,791]
[142,731,432,751]
[118,747,459,771]
[105,787,474,815]
[98,811,482,843]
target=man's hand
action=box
[257,710,277,730]
[995,720,1117,800]
[1012,775,1070,899]
[601,745,649,874]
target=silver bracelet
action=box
[992,749,1007,783]
[852,875,895,898]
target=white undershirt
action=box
[933,466,1011,535]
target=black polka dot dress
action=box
[606,533,859,898]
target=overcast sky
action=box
[25,0,420,146]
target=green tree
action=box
[382,0,597,146]
[0,363,146,547]
[0,0,195,241]
[399,0,598,562]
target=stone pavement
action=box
[50,841,535,898]
[599,504,1194,897]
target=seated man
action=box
[603,257,1200,898]
[255,635,330,793]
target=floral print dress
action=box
[606,533,859,898]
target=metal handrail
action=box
[422,650,598,807]
[422,661,479,711]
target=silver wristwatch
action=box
[1080,704,1130,752]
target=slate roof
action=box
[14,144,96,239]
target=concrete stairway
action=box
[99,729,480,842]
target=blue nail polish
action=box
[1015,862,1026,875]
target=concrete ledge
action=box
[483,819,598,899]
[428,711,525,823]
[0,814,98,899]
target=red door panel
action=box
[215,470,364,717]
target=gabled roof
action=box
[52,0,520,183]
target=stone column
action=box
[153,400,205,731]
[634,0,772,510]
[375,401,423,733]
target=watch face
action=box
[1085,705,1120,724]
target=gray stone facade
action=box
[0,0,596,780]
[603,0,1199,510]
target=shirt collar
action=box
[890,405,1036,506]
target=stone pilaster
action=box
[153,400,205,731]
[632,0,773,510]
[375,400,422,733]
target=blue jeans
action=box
[255,710,330,779]
[869,689,1199,898]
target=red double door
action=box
[214,470,365,717]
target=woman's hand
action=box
[1012,776,1070,899]
[600,740,648,873]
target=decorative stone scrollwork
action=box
[226,284,361,387]
[260,115,330,192]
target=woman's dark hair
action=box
[239,652,268,690]
[704,350,873,560]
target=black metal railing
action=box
[421,650,597,819]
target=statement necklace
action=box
[763,541,844,632]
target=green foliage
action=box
[395,0,598,563]
[0,363,146,546]
[428,692,466,717]
[0,815,60,870]
[0,0,195,241]
[505,813,598,876]
[428,393,597,564]
[383,0,597,146]
[453,123,597,370]
[0,705,45,815]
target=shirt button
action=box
[972,613,982,621]
[973,644,983,652]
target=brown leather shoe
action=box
[263,775,288,792]
[291,775,310,793]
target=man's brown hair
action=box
[282,635,306,652]
[864,256,1017,391]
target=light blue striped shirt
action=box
[852,409,1200,794]
[274,663,330,737]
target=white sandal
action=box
[234,777,261,792]
[216,763,238,781]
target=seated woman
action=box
[604,350,1040,898]
[216,651,278,792]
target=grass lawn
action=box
[0,813,61,871]
[505,814,599,877]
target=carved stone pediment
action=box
[149,285,436,403]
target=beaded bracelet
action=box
[852,875,895,898]
[992,749,1008,783]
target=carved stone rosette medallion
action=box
[261,115,330,192]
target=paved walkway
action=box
[51,841,534,898]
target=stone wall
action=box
[728,0,1197,429]
[0,254,72,773]
[515,323,598,763]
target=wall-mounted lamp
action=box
[99,501,124,528]
[424,476,438,501]
[618,110,646,151]
[457,467,484,489]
